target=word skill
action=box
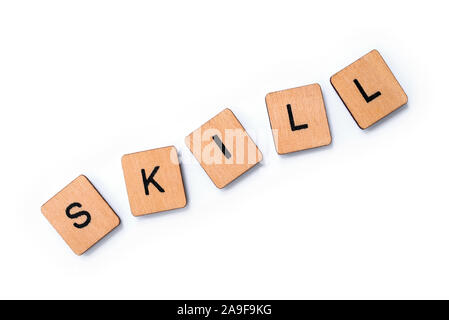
[41,49,408,255]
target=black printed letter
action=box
[212,135,232,159]
[141,167,165,195]
[65,202,91,229]
[354,79,381,103]
[287,104,308,131]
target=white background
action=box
[1,0,448,299]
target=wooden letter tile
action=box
[121,146,186,216]
[265,83,332,154]
[41,175,120,255]
[185,108,263,189]
[331,49,408,129]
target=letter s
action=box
[65,202,91,229]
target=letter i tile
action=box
[121,146,187,216]
[185,108,263,189]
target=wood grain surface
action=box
[122,146,186,216]
[331,49,408,129]
[41,175,120,255]
[185,108,262,189]
[265,83,332,154]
